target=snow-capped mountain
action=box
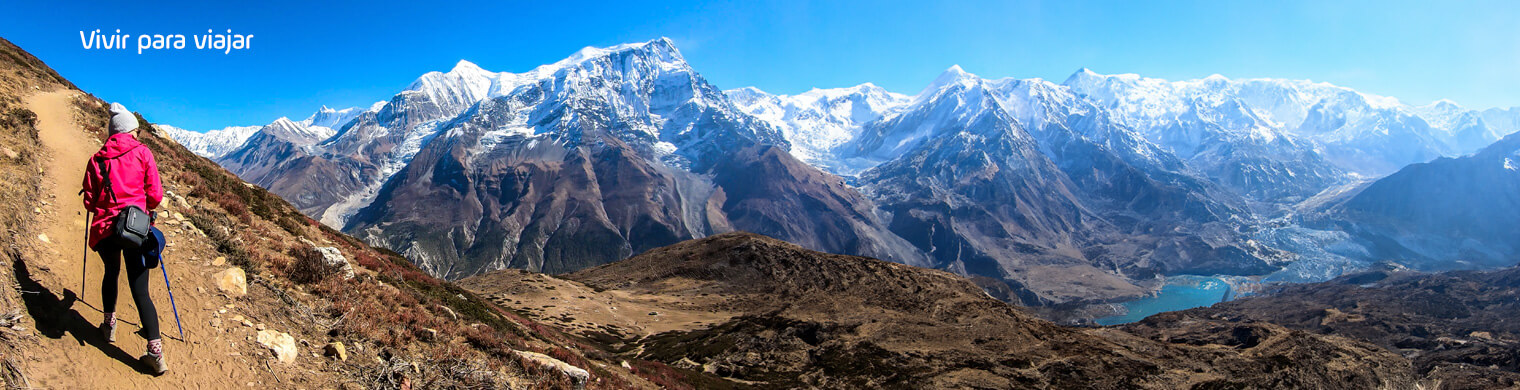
[725,83,910,172]
[1061,69,1518,177]
[156,124,261,158]
[829,65,1280,304]
[732,68,1348,203]
[302,104,375,132]
[158,102,379,160]
[194,38,1520,307]
[211,38,923,279]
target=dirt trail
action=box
[16,90,292,388]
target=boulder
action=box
[315,246,355,280]
[213,267,246,296]
[512,350,589,388]
[256,329,298,363]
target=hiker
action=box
[81,103,167,374]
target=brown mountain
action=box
[463,232,1423,389]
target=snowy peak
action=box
[922,65,979,96]
[157,124,262,159]
[259,116,334,145]
[1062,67,1104,87]
[725,83,911,170]
[302,104,372,131]
[404,60,497,112]
[543,37,687,76]
[450,59,485,74]
[725,86,772,105]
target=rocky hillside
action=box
[0,36,693,389]
[1124,265,1520,388]
[464,232,1430,389]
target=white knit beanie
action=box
[109,102,137,134]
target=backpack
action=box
[93,147,153,249]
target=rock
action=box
[212,256,226,266]
[324,342,348,361]
[36,234,49,244]
[172,193,190,209]
[256,329,298,363]
[213,268,247,296]
[0,147,17,160]
[315,246,356,280]
[513,350,589,387]
[437,305,459,320]
[33,207,41,214]
[420,328,438,342]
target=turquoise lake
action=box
[1094,276,1232,326]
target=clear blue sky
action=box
[4,0,1517,131]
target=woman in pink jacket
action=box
[81,103,166,375]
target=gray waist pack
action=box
[109,205,152,248]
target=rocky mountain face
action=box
[1125,265,1520,388]
[319,38,922,279]
[1306,131,1520,269]
[463,233,1427,389]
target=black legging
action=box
[96,242,160,341]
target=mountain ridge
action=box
[174,39,1520,311]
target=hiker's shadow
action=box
[14,257,154,375]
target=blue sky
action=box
[4,0,1518,131]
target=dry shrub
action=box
[210,191,248,220]
[630,360,695,390]
[286,245,340,284]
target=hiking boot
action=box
[141,353,167,375]
[100,321,116,343]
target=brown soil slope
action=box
[467,232,1420,389]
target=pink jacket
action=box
[82,133,162,248]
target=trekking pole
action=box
[80,211,90,302]
[159,261,186,340]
